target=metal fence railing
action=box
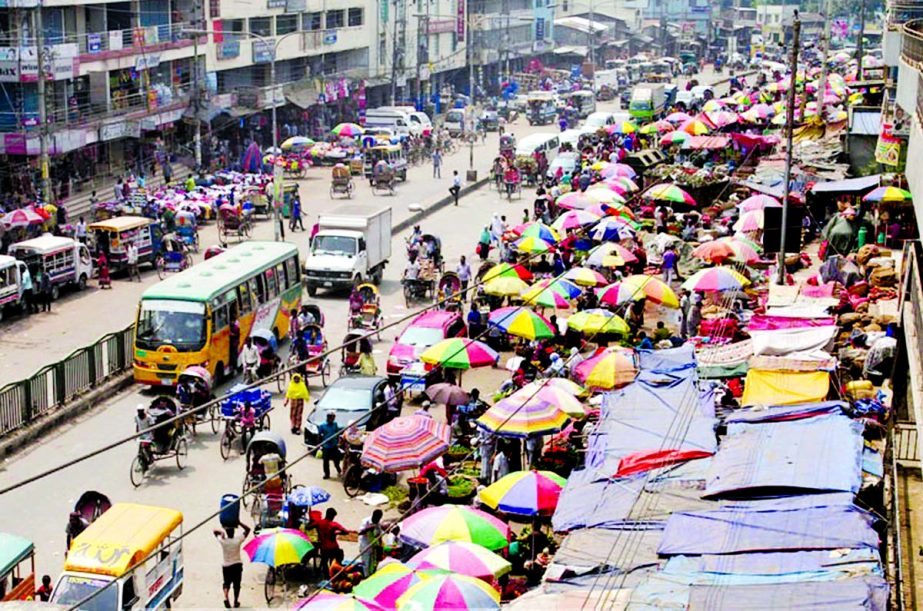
[0,324,134,439]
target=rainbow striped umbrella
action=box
[488,306,555,340]
[420,338,498,370]
[295,591,385,611]
[587,242,638,267]
[660,131,690,147]
[482,262,533,282]
[526,278,583,300]
[575,348,639,390]
[361,415,451,472]
[552,209,602,232]
[681,266,750,292]
[514,235,554,254]
[606,121,637,135]
[719,237,761,263]
[584,188,625,205]
[353,563,435,608]
[508,383,586,417]
[621,274,679,307]
[609,176,640,192]
[520,282,574,309]
[691,240,738,264]
[863,186,912,202]
[331,122,364,137]
[598,163,637,179]
[639,120,675,135]
[586,201,634,220]
[483,275,530,297]
[243,528,314,567]
[567,308,630,336]
[396,573,500,610]
[642,183,696,206]
[590,217,638,242]
[702,99,725,112]
[738,194,781,212]
[407,541,511,582]
[477,396,569,438]
[680,119,711,135]
[519,222,561,243]
[564,267,608,287]
[703,111,739,128]
[479,470,568,516]
[400,506,510,550]
[520,377,586,397]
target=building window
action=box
[326,9,344,28]
[249,16,272,37]
[276,13,298,34]
[303,12,322,30]
[433,32,440,56]
[379,37,386,63]
[348,7,363,27]
[562,0,569,10]
[452,31,457,52]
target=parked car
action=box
[303,375,394,446]
[387,310,467,378]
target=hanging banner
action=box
[457,0,465,42]
[88,33,102,53]
[875,138,900,167]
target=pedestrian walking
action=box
[75,216,87,244]
[456,255,472,294]
[679,288,690,339]
[449,171,462,205]
[36,575,53,601]
[289,193,305,232]
[213,522,250,609]
[163,161,173,184]
[114,177,124,202]
[662,244,678,285]
[432,149,442,178]
[358,509,385,576]
[317,412,341,479]
[283,373,310,434]
[97,253,112,289]
[37,270,52,312]
[126,242,141,282]
[21,265,35,314]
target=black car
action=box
[303,375,396,446]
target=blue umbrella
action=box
[591,218,637,242]
[288,486,330,507]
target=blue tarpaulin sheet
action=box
[662,549,882,584]
[658,500,879,555]
[552,469,644,531]
[686,576,888,610]
[704,414,864,497]
[724,401,849,424]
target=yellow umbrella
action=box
[566,309,630,335]
[484,276,529,297]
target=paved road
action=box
[0,66,734,608]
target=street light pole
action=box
[777,12,800,285]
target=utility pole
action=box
[390,0,400,103]
[856,0,866,80]
[468,1,475,101]
[587,0,594,82]
[816,0,832,118]
[777,12,799,285]
[503,0,510,80]
[193,0,202,170]
[35,4,50,204]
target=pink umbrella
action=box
[738,194,782,212]
[598,163,636,179]
[556,192,593,210]
[665,111,692,123]
[1,208,45,228]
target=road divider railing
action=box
[0,324,135,438]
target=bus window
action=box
[285,256,299,286]
[238,282,253,314]
[265,268,278,297]
[253,275,266,304]
[276,263,287,289]
[213,303,229,331]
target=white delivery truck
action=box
[378,106,433,134]
[8,234,93,300]
[365,108,416,137]
[0,254,29,320]
[304,205,392,295]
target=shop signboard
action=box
[323,30,337,45]
[88,33,102,53]
[100,121,140,141]
[109,30,123,51]
[252,40,274,63]
[457,0,465,42]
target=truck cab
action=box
[0,255,29,321]
[8,235,93,300]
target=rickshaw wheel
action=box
[343,464,363,498]
[321,360,331,387]
[250,495,263,530]
[219,427,233,461]
[242,474,255,509]
[175,437,188,470]
[209,404,220,434]
[183,253,193,270]
[156,257,167,280]
[130,455,146,487]
[260,413,271,430]
[275,365,285,393]
[263,567,277,605]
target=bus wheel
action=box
[78,274,87,291]
[51,285,60,301]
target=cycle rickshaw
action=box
[218,204,252,246]
[130,396,189,487]
[348,283,383,338]
[174,209,200,252]
[330,163,355,199]
[370,161,395,196]
[295,323,332,387]
[243,431,293,528]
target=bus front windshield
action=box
[53,575,119,611]
[136,299,207,351]
[312,235,357,256]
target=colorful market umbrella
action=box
[597,276,679,307]
[332,122,364,137]
[733,209,765,232]
[407,541,511,582]
[681,266,750,292]
[420,338,499,370]
[519,377,586,397]
[639,120,675,135]
[606,121,637,135]
[714,236,761,263]
[863,186,912,203]
[574,348,639,390]
[680,119,711,135]
[295,591,385,611]
[508,383,586,417]
[703,111,739,128]
[587,242,638,267]
[477,396,570,438]
[479,470,567,516]
[514,235,554,254]
[738,194,782,212]
[660,131,690,147]
[598,163,637,179]
[665,111,693,123]
[702,99,725,112]
[556,192,594,210]
[519,222,561,243]
[590,217,638,242]
[642,183,696,206]
[484,275,530,297]
[243,529,314,567]
[563,267,608,287]
[566,309,630,335]
[609,176,640,192]
[396,573,500,610]
[488,306,555,340]
[287,485,331,507]
[526,278,583,300]
[584,188,626,205]
[400,506,511,551]
[281,136,316,151]
[361,415,451,472]
[552,210,602,232]
[1,208,45,228]
[691,240,737,263]
[353,562,434,608]
[482,262,533,282]
[589,160,611,172]
[520,283,574,309]
[425,383,470,406]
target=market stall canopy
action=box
[810,174,881,194]
[684,135,730,150]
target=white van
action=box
[379,106,433,133]
[444,108,467,136]
[8,234,93,300]
[585,111,616,131]
[365,109,415,137]
[0,254,29,320]
[515,133,561,159]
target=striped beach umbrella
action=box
[396,573,500,610]
[488,306,555,340]
[482,262,533,282]
[243,529,314,567]
[514,235,554,254]
[642,183,696,206]
[295,591,385,611]
[353,563,435,608]
[331,122,364,137]
[420,338,499,370]
[574,348,639,390]
[479,470,568,516]
[400,506,511,550]
[681,266,750,292]
[863,186,912,203]
[483,275,530,297]
[566,309,630,336]
[564,267,608,287]
[660,131,690,147]
[361,415,451,472]
[552,209,602,232]
[587,242,638,267]
[738,194,781,212]
[507,384,586,418]
[477,396,570,438]
[407,541,511,582]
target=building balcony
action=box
[74,22,204,63]
[888,1,923,30]
[904,18,923,67]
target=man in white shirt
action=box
[126,242,140,281]
[449,171,462,206]
[240,338,260,380]
[456,255,472,293]
[213,522,250,608]
[75,217,87,244]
